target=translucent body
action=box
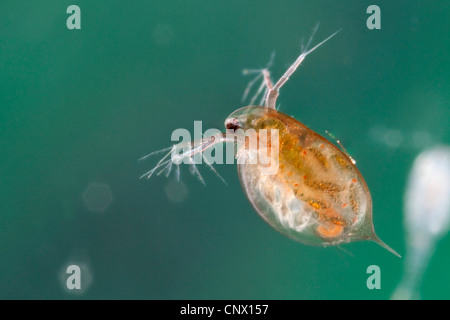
[228,106,396,251]
[142,30,399,256]
[392,146,450,299]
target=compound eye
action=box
[225,118,240,131]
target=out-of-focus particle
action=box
[82,182,113,213]
[152,24,174,47]
[164,179,188,203]
[392,146,450,300]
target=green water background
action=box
[1,0,449,299]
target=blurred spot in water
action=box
[412,131,434,149]
[369,125,435,150]
[152,24,174,47]
[392,146,450,300]
[164,179,188,203]
[82,182,113,213]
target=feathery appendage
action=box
[139,133,230,185]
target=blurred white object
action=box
[369,125,434,150]
[392,146,450,300]
[82,182,113,213]
[164,179,188,203]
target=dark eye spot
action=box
[226,119,240,131]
